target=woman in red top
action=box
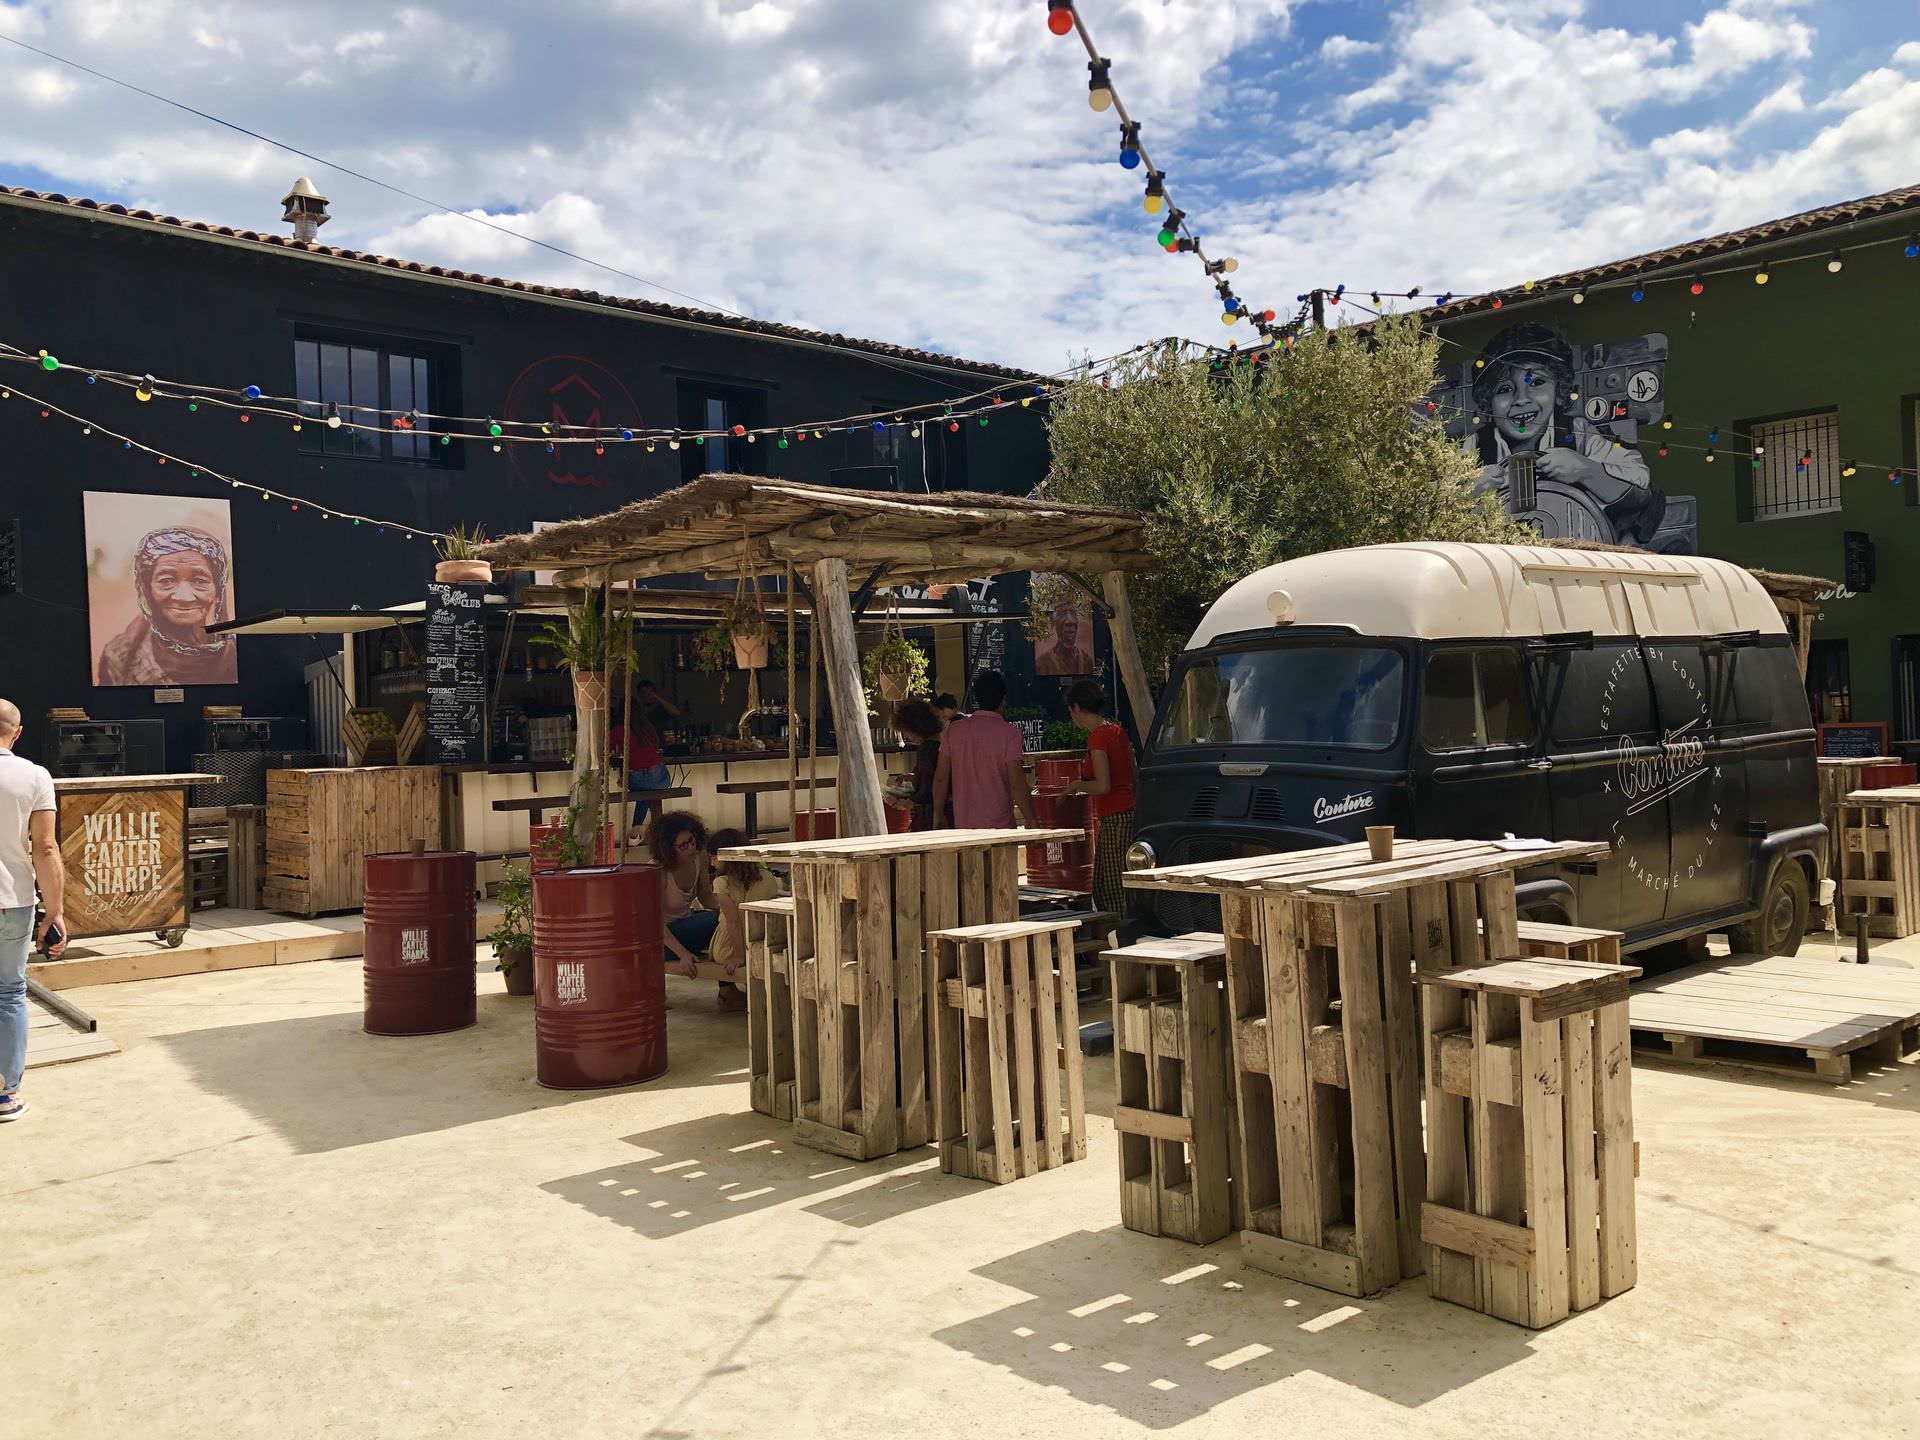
[610,679,680,841]
[1060,679,1136,915]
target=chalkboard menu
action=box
[426,582,489,762]
[1816,721,1887,759]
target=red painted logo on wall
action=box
[502,355,643,488]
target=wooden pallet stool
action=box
[1419,954,1642,1328]
[1514,919,1624,967]
[744,895,799,1121]
[1107,932,1235,1244]
[1837,791,1920,939]
[928,917,1086,1185]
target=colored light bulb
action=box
[244,384,262,399]
[1047,2,1074,36]
[488,420,502,437]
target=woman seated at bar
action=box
[651,810,721,973]
[891,696,951,832]
[612,679,680,842]
[706,827,779,1010]
[1057,680,1137,914]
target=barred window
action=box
[1747,411,1840,520]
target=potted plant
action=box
[434,523,493,584]
[491,863,534,996]
[532,589,638,715]
[862,632,930,712]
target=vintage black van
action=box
[1125,543,1824,956]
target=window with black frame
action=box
[293,334,453,464]
[677,379,769,479]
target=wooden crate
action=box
[1107,932,1235,1244]
[1514,920,1624,967]
[226,805,265,911]
[1419,954,1641,1328]
[1836,792,1920,939]
[263,767,443,916]
[187,841,228,911]
[744,896,799,1121]
[930,917,1086,1185]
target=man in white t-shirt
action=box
[0,697,65,1121]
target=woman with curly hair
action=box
[648,810,721,977]
[891,696,950,831]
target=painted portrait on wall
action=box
[1433,323,1697,553]
[85,492,239,687]
[1033,593,1095,677]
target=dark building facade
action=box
[0,185,1049,766]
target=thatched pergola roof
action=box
[478,474,1150,588]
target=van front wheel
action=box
[1728,861,1809,957]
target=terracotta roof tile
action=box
[0,184,1040,383]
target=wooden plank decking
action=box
[1629,954,1920,1084]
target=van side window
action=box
[1712,639,1812,733]
[1543,643,1656,745]
[1421,647,1532,751]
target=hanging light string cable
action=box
[1046,1,1285,339]
[0,332,1179,449]
[0,382,433,538]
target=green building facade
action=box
[1426,183,1920,753]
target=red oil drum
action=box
[795,809,838,841]
[1027,790,1094,892]
[529,821,618,870]
[1034,757,1081,794]
[1860,762,1918,790]
[883,802,913,834]
[530,864,667,1089]
[363,850,478,1036]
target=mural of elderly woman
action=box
[96,526,238,686]
[1470,322,1665,545]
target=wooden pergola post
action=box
[1102,571,1158,747]
[813,557,887,836]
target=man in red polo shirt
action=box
[933,671,1036,830]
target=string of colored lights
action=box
[1308,224,1920,321]
[0,382,436,539]
[0,332,1190,451]
[1044,1,1287,340]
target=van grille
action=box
[1187,786,1221,821]
[1250,789,1285,823]
[1149,837,1244,935]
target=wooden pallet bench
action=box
[929,917,1087,1185]
[744,896,798,1120]
[1628,953,1920,1083]
[1419,954,1641,1329]
[1837,790,1920,939]
[1514,920,1624,967]
[1106,932,1234,1244]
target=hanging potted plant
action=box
[491,863,534,997]
[434,523,493,584]
[863,631,931,712]
[532,589,637,716]
[694,589,783,696]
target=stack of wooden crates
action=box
[1837,786,1920,940]
[263,767,442,916]
[1115,836,1640,1329]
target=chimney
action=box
[280,176,330,243]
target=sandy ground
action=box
[9,943,1920,1440]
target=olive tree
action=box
[1041,316,1522,671]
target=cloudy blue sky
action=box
[0,0,1913,373]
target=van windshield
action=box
[1156,644,1406,750]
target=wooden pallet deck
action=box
[26,993,119,1071]
[1628,955,1920,1083]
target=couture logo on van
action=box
[1603,645,1721,893]
[1312,792,1375,824]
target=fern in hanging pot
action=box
[694,591,783,699]
[531,589,640,714]
[862,632,930,712]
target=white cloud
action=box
[1319,35,1381,64]
[1746,77,1805,122]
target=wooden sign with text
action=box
[58,786,188,939]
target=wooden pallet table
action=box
[1419,954,1641,1329]
[1106,932,1235,1244]
[743,896,799,1120]
[720,827,1083,1162]
[928,918,1087,1184]
[1836,788,1920,940]
[1127,835,1608,1298]
[1628,953,1920,1083]
[1818,757,1885,894]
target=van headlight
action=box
[1124,840,1157,872]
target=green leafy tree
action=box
[1042,316,1523,671]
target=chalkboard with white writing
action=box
[426,582,489,762]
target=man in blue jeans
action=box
[1,697,68,1122]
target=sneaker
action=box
[717,983,748,1013]
[0,1093,28,1122]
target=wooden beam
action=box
[767,537,1148,572]
[551,536,775,587]
[814,558,887,837]
[1102,571,1158,747]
